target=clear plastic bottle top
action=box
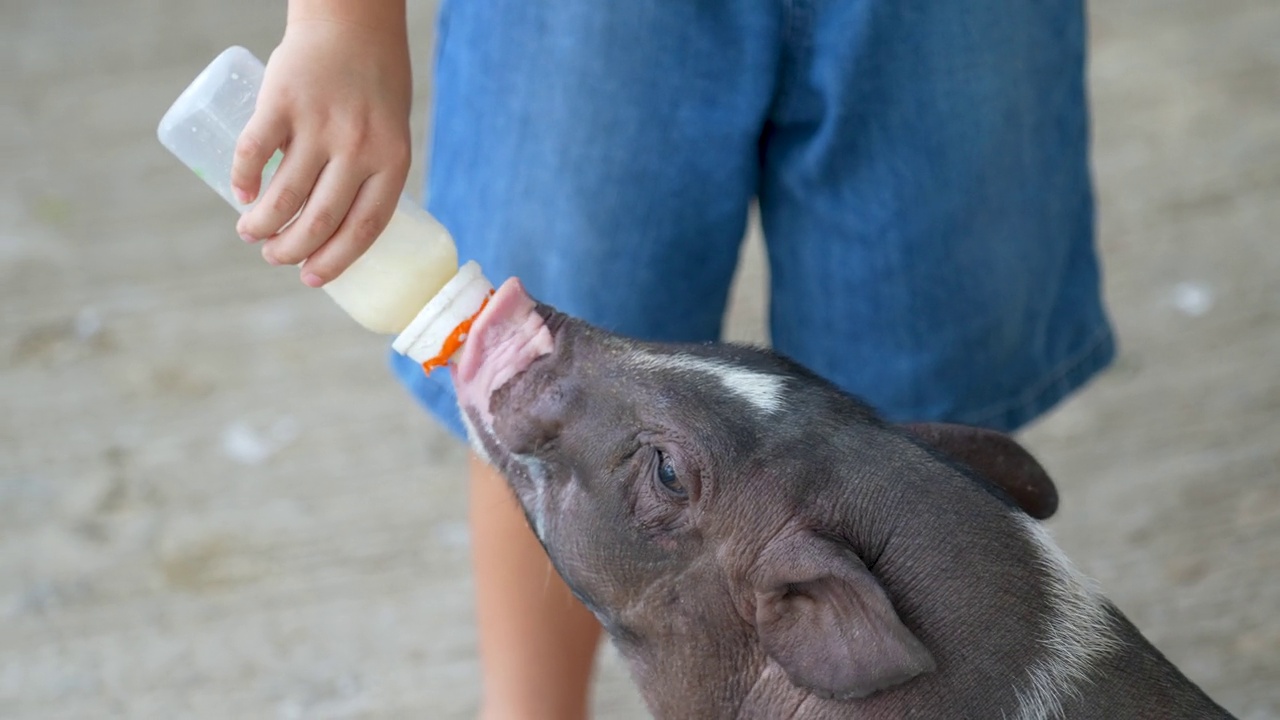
[157,46,276,212]
[158,46,491,342]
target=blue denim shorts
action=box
[390,0,1115,440]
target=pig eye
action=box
[655,451,686,498]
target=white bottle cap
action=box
[393,261,495,366]
[157,46,277,212]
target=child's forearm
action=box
[287,0,407,34]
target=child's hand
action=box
[230,17,413,288]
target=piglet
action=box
[451,278,1236,719]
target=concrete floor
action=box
[2,0,1277,718]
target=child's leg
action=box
[468,453,601,720]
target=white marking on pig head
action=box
[1009,514,1121,720]
[628,351,784,414]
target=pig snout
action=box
[452,277,556,428]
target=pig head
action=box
[451,279,1234,719]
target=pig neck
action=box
[622,617,801,719]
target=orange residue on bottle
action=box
[420,290,496,373]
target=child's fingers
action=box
[230,111,289,205]
[237,145,326,242]
[296,171,399,287]
[259,161,363,270]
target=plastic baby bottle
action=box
[157,45,492,370]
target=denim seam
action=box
[775,0,814,116]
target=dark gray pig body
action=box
[451,279,1235,719]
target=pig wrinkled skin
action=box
[452,279,1235,720]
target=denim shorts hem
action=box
[962,327,1117,433]
[390,324,1117,444]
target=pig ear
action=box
[754,535,935,700]
[900,422,1059,520]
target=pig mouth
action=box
[450,277,561,466]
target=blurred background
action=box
[2,0,1278,717]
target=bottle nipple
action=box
[392,260,495,371]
